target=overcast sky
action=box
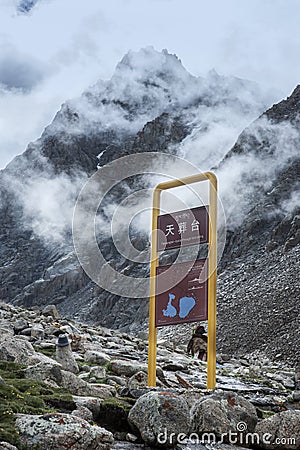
[0,0,300,168]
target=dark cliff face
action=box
[0,48,298,363]
[216,86,300,364]
[220,84,300,261]
[265,84,300,123]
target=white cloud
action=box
[0,0,300,168]
[0,84,63,168]
[0,43,47,91]
[282,187,300,216]
[3,154,87,244]
[216,118,300,228]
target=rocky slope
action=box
[215,86,300,364]
[0,302,299,449]
[0,47,299,366]
[161,85,300,365]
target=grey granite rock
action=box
[42,304,61,319]
[73,395,102,419]
[15,413,114,450]
[255,410,300,449]
[190,391,258,439]
[128,391,190,447]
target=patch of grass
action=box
[93,377,108,384]
[42,392,75,411]
[0,360,25,379]
[261,410,276,419]
[102,396,135,410]
[77,360,93,368]
[0,379,47,447]
[0,403,20,447]
[105,361,113,373]
[97,397,135,432]
[34,346,56,359]
[0,360,75,448]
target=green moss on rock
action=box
[34,346,56,359]
[97,397,134,432]
[0,360,75,448]
[0,360,25,379]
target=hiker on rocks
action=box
[187,325,207,360]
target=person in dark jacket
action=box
[187,325,207,360]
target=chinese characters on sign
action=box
[157,206,209,251]
[155,259,208,326]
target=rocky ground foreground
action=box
[0,302,299,450]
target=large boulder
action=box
[110,359,166,386]
[84,350,111,366]
[60,370,113,398]
[42,304,61,319]
[190,392,258,440]
[73,396,102,419]
[110,359,148,377]
[24,361,62,384]
[255,410,300,449]
[90,366,106,379]
[30,324,45,339]
[0,333,36,363]
[15,413,114,450]
[71,406,93,422]
[128,391,190,448]
[127,371,149,398]
[0,332,57,365]
[13,318,29,333]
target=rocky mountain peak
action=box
[265,84,300,123]
[114,47,191,83]
[42,48,200,155]
[82,47,265,127]
[89,47,200,118]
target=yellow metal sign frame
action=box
[148,172,217,390]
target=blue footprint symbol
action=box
[179,296,196,318]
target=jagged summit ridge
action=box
[114,47,191,82]
[48,48,198,140]
[265,84,300,123]
[49,47,267,141]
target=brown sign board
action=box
[157,206,209,252]
[155,259,208,327]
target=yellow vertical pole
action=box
[207,173,217,390]
[148,187,161,387]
